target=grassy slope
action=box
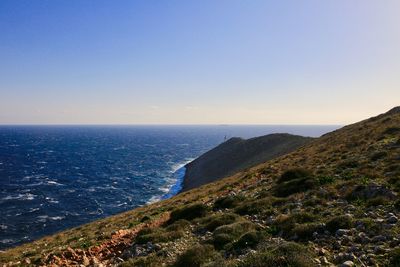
[1,107,400,266]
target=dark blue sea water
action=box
[0,125,338,249]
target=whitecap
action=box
[28,208,40,213]
[22,175,34,181]
[146,195,161,205]
[160,186,170,193]
[170,158,194,173]
[0,224,8,230]
[45,197,59,204]
[0,239,15,244]
[25,193,36,200]
[26,182,44,187]
[37,215,48,222]
[64,211,80,216]
[46,181,63,186]
[88,209,103,215]
[2,193,36,201]
[49,216,64,221]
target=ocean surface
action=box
[0,125,339,249]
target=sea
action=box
[0,125,339,250]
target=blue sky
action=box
[0,0,399,124]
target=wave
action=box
[37,215,65,222]
[2,193,36,201]
[146,158,194,205]
[160,166,186,200]
[0,239,15,244]
[46,181,63,186]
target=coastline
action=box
[161,165,187,200]
[159,158,194,201]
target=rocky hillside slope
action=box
[182,133,313,191]
[1,107,400,267]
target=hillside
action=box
[1,107,400,267]
[182,133,313,191]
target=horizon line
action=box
[0,123,342,126]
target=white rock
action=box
[340,260,354,267]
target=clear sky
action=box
[0,0,399,125]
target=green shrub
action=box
[238,242,315,267]
[274,212,316,233]
[356,218,381,235]
[388,177,400,193]
[213,221,256,249]
[232,231,264,250]
[169,203,208,223]
[366,196,390,207]
[326,215,353,233]
[382,127,400,135]
[318,176,335,185]
[165,219,190,232]
[273,212,319,238]
[135,220,190,244]
[338,160,359,169]
[140,215,151,222]
[128,221,139,228]
[213,195,245,210]
[120,253,163,267]
[273,169,316,197]
[136,228,184,244]
[292,223,323,241]
[388,248,400,267]
[173,244,222,267]
[370,151,388,161]
[199,213,240,231]
[273,177,317,197]
[303,197,326,207]
[234,197,275,216]
[395,199,400,211]
[278,169,313,184]
[266,225,280,235]
[346,184,396,201]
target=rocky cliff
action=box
[182,133,313,191]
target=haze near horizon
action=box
[1,1,399,125]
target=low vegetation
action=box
[326,215,353,233]
[212,221,256,249]
[173,244,222,267]
[237,242,315,267]
[168,203,208,223]
[273,169,317,197]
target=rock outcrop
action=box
[182,133,313,191]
